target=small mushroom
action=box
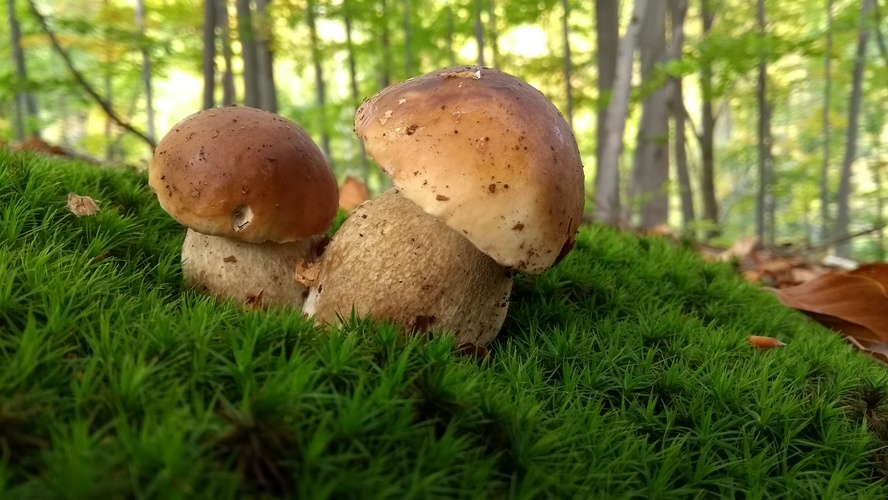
[304,66,585,346]
[148,105,338,309]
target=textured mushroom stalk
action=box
[303,189,513,347]
[182,229,325,309]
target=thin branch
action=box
[681,101,703,143]
[26,1,156,149]
[806,223,887,250]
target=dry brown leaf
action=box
[294,258,320,287]
[773,269,888,343]
[338,176,370,212]
[719,236,760,262]
[67,193,100,217]
[845,336,888,366]
[746,335,786,349]
[849,262,888,290]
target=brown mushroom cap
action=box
[354,66,585,274]
[149,106,338,243]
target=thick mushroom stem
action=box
[182,229,324,309]
[303,188,513,347]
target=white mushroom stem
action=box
[182,229,325,309]
[303,188,514,347]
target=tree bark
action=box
[307,0,332,165]
[835,0,875,258]
[201,0,217,109]
[344,0,369,182]
[594,0,648,226]
[561,0,573,128]
[699,0,718,239]
[756,0,774,246]
[595,0,619,219]
[669,0,694,229]
[629,0,669,228]
[235,0,260,108]
[254,0,277,112]
[488,0,499,67]
[7,0,38,140]
[136,0,156,143]
[820,0,833,242]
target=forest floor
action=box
[3,151,888,498]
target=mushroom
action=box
[148,105,338,309]
[303,66,585,347]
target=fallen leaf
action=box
[338,176,369,212]
[719,236,760,262]
[294,259,320,287]
[746,335,786,349]
[67,193,100,217]
[773,270,888,343]
[245,289,265,310]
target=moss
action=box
[1,151,887,498]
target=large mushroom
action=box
[303,66,585,346]
[149,105,338,309]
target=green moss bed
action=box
[2,151,888,499]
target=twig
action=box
[807,224,887,250]
[26,1,156,149]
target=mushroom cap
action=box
[354,66,585,273]
[149,106,338,243]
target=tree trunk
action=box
[307,0,332,165]
[699,0,718,239]
[236,0,260,108]
[201,0,217,110]
[561,0,573,128]
[473,0,485,66]
[217,0,236,105]
[756,0,774,246]
[403,0,413,76]
[379,0,391,88]
[104,0,115,159]
[594,0,648,226]
[136,0,156,143]
[820,0,833,242]
[447,5,456,66]
[344,0,369,182]
[595,0,619,219]
[488,0,499,68]
[629,0,669,229]
[669,0,694,229]
[835,0,875,258]
[7,0,38,140]
[254,0,277,112]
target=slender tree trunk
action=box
[561,0,573,127]
[820,0,833,242]
[872,156,885,260]
[344,0,369,183]
[202,0,217,110]
[103,0,115,159]
[473,0,485,66]
[7,0,38,140]
[447,5,456,66]
[699,0,718,239]
[836,0,875,258]
[756,0,774,246]
[629,0,669,228]
[307,0,332,165]
[595,0,619,217]
[594,0,648,226]
[670,0,694,229]
[217,0,236,105]
[379,0,391,88]
[236,0,260,107]
[488,0,499,67]
[136,0,156,143]
[403,0,413,76]
[254,0,277,112]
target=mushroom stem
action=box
[182,229,325,309]
[303,188,514,347]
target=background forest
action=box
[2,0,887,261]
